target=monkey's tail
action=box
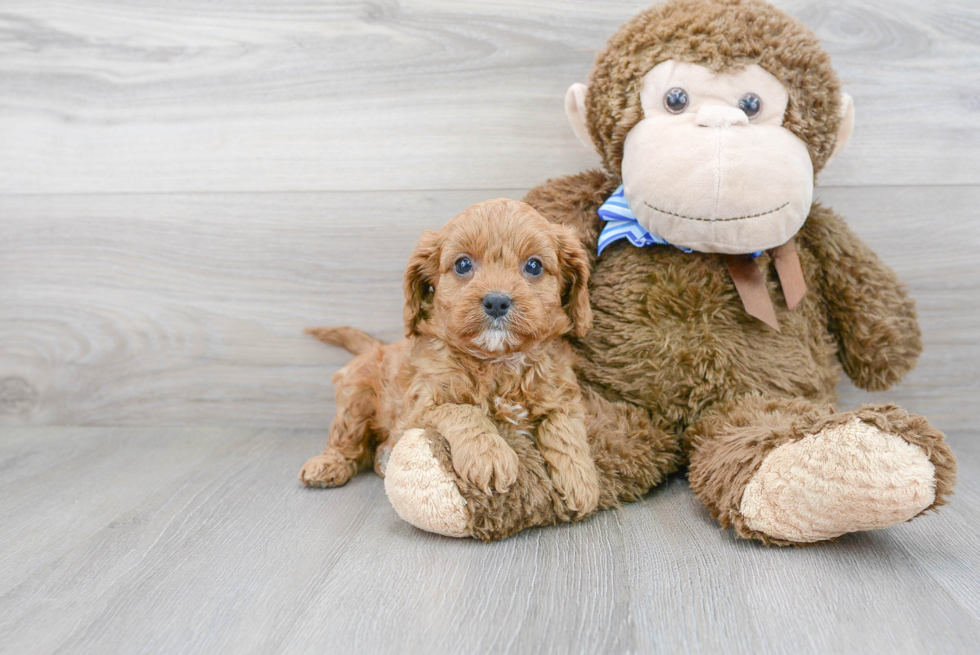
[305,327,384,356]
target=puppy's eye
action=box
[454,257,473,275]
[664,87,689,114]
[739,93,762,118]
[523,258,543,277]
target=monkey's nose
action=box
[482,293,512,319]
[695,104,749,128]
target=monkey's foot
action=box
[384,428,470,538]
[384,426,582,541]
[739,411,952,543]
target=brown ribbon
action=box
[722,238,807,332]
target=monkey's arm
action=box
[802,204,922,391]
[523,170,619,258]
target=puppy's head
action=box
[404,199,592,357]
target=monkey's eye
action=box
[664,87,689,114]
[739,93,762,118]
[523,258,543,277]
[454,257,473,275]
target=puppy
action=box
[299,198,601,515]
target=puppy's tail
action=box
[305,327,384,356]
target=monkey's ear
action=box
[828,93,855,163]
[403,230,441,338]
[553,224,594,338]
[565,83,597,153]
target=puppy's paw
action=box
[553,462,601,516]
[299,448,355,488]
[451,434,520,494]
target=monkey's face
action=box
[621,60,813,254]
[561,0,856,255]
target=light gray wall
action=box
[1,0,978,428]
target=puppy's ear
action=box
[403,229,442,337]
[553,223,593,338]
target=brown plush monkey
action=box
[380,0,957,544]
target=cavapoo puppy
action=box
[299,198,601,515]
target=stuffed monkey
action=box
[381,0,956,544]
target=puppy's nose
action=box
[482,293,512,318]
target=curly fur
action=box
[586,0,843,178]
[299,199,603,516]
[421,385,683,542]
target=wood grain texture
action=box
[1,186,977,429]
[1,426,979,655]
[0,0,978,194]
[1,1,979,652]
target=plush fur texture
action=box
[300,199,604,517]
[384,428,470,538]
[586,0,842,178]
[387,387,683,542]
[379,0,956,544]
[686,399,956,545]
[740,418,937,543]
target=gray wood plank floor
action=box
[2,1,979,653]
[2,427,979,655]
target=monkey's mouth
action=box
[643,201,790,223]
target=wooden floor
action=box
[0,426,978,654]
[2,1,979,653]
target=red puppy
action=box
[299,198,600,514]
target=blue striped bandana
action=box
[596,185,689,255]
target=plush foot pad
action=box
[740,418,937,543]
[384,429,470,538]
[299,448,355,488]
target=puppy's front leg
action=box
[419,404,519,494]
[537,410,601,516]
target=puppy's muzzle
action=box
[482,293,512,319]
